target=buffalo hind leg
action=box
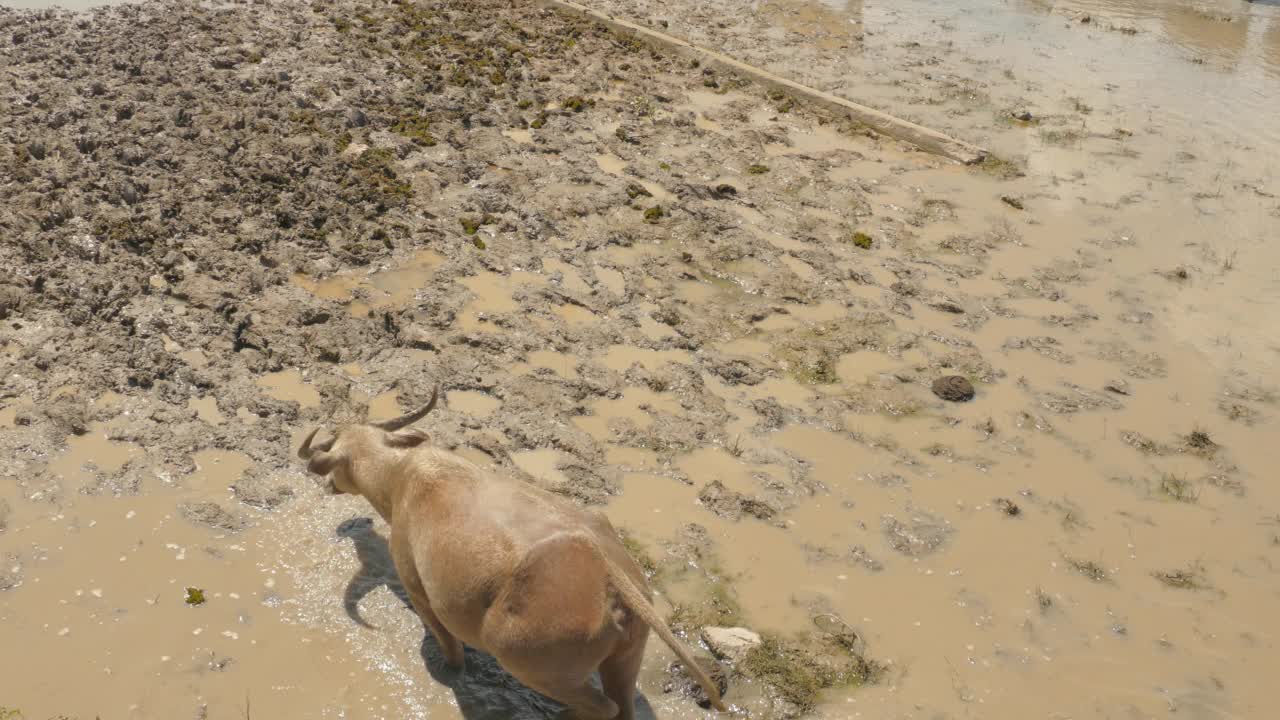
[542,681,620,720]
[599,633,647,720]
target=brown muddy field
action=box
[2,0,1279,718]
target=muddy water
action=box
[0,470,417,718]
[571,0,1280,716]
[5,0,1280,718]
[293,249,444,318]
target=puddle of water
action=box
[594,153,628,175]
[754,299,846,331]
[0,403,19,428]
[364,250,445,309]
[835,350,902,382]
[292,250,443,318]
[257,368,321,409]
[523,349,580,379]
[447,390,501,418]
[188,396,225,425]
[555,303,599,327]
[598,345,694,372]
[595,266,626,296]
[0,488,419,719]
[366,390,401,423]
[607,470,828,636]
[543,258,592,294]
[638,180,676,203]
[510,448,571,490]
[291,271,361,302]
[503,128,533,144]
[45,423,140,485]
[572,387,685,441]
[177,348,208,368]
[456,271,542,332]
[186,449,252,494]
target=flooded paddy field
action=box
[1,0,1278,718]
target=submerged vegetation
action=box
[741,634,887,713]
[1152,565,1211,591]
[1066,557,1111,583]
[1157,474,1198,503]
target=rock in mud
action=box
[663,653,729,710]
[1104,379,1131,395]
[180,501,248,533]
[932,375,975,402]
[882,512,951,556]
[0,499,10,532]
[702,626,763,664]
[697,480,778,522]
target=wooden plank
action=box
[539,0,990,165]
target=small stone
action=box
[1103,379,1131,395]
[701,626,762,664]
[932,375,975,402]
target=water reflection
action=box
[1017,0,1277,75]
[860,0,1280,151]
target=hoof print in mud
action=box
[931,375,975,402]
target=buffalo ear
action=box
[307,451,343,476]
[384,428,429,449]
